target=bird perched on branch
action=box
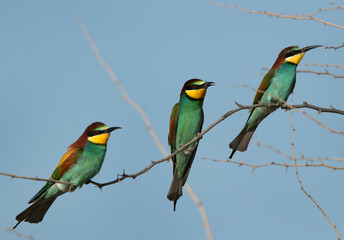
[13,122,121,228]
[167,79,214,210]
[229,45,322,159]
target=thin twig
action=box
[301,63,344,69]
[77,18,168,156]
[0,172,74,188]
[326,43,344,50]
[208,0,344,30]
[289,97,341,240]
[204,158,344,171]
[297,69,344,79]
[261,67,344,79]
[331,3,344,11]
[252,138,344,162]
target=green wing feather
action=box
[168,103,179,172]
[28,149,82,204]
[168,103,179,150]
[253,69,276,104]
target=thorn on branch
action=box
[235,101,244,107]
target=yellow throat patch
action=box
[88,133,110,145]
[185,88,206,100]
[285,52,305,65]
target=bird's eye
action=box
[93,131,100,135]
[191,85,198,89]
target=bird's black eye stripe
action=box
[186,84,204,90]
[285,49,301,58]
[87,130,104,136]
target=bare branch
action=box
[331,3,344,11]
[326,43,344,50]
[297,69,344,79]
[77,18,168,156]
[252,138,344,162]
[208,0,344,30]
[0,172,74,188]
[291,101,344,115]
[204,158,344,171]
[87,99,344,188]
[261,67,344,79]
[289,99,341,240]
[301,63,344,68]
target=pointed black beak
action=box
[204,82,215,88]
[106,127,122,133]
[302,45,322,53]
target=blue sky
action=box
[1,0,343,239]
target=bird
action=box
[229,45,322,159]
[167,79,214,210]
[13,122,121,229]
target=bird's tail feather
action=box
[14,197,57,229]
[229,126,256,159]
[28,182,54,204]
[167,169,183,211]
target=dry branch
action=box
[326,43,344,50]
[252,138,344,162]
[301,63,344,69]
[297,69,344,79]
[205,158,344,171]
[0,172,74,188]
[261,67,344,79]
[289,102,341,240]
[208,0,344,30]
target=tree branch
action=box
[204,158,344,172]
[326,43,344,50]
[301,63,344,69]
[208,0,344,30]
[252,138,344,162]
[261,67,344,79]
[289,100,341,240]
[0,172,74,189]
[297,69,344,79]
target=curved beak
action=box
[204,82,215,88]
[106,127,122,133]
[302,45,322,53]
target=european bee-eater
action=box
[167,79,214,210]
[13,122,121,228]
[229,45,322,159]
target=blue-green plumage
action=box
[14,122,120,228]
[167,79,213,210]
[229,45,321,158]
